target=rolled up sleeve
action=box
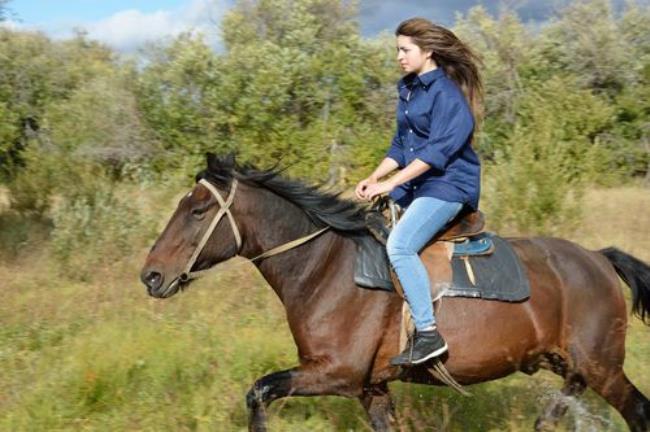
[386,131,405,168]
[413,92,474,171]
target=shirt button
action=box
[410,147,413,152]
[409,129,413,133]
[413,186,418,190]
[405,110,408,114]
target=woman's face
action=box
[396,35,433,75]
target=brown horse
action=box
[140,153,650,431]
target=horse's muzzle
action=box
[141,270,163,292]
[141,266,186,298]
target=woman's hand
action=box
[355,177,377,200]
[362,181,396,201]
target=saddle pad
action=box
[446,235,530,302]
[354,236,394,291]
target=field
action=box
[0,185,649,431]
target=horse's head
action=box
[140,152,244,298]
[141,151,368,299]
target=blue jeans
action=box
[386,197,463,330]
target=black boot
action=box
[390,328,448,366]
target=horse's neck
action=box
[254,230,351,306]
[241,189,354,306]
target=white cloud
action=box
[0,19,22,31]
[89,9,179,50]
[21,0,231,53]
[88,0,231,52]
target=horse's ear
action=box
[206,151,236,173]
[206,152,217,169]
[224,151,236,167]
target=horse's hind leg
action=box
[567,319,649,430]
[567,308,649,429]
[534,374,586,431]
[359,383,395,432]
[585,369,649,432]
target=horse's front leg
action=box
[246,365,364,432]
[246,369,293,432]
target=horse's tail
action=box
[599,247,650,324]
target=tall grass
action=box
[0,185,648,431]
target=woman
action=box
[355,17,484,366]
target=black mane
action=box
[197,153,369,235]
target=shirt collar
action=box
[417,67,445,87]
[399,67,445,91]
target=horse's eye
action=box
[191,206,209,219]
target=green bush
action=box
[50,185,155,280]
[0,211,50,259]
[481,77,613,235]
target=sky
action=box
[4,0,229,51]
[0,0,624,53]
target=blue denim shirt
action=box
[386,68,480,210]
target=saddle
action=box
[356,197,529,303]
[439,209,486,241]
[364,197,489,247]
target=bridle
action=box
[180,178,329,281]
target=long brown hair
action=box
[396,17,484,131]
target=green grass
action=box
[0,186,649,431]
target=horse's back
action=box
[509,236,627,345]
[421,236,625,384]
[510,236,626,320]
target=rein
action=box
[180,178,330,281]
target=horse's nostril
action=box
[142,270,163,290]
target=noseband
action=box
[180,178,329,281]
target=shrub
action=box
[482,77,612,235]
[50,185,156,280]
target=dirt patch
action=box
[577,184,650,262]
[0,186,9,212]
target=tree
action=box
[137,0,398,185]
[483,76,615,234]
[137,33,220,174]
[453,6,533,158]
[537,0,633,95]
[46,75,156,175]
[618,1,650,181]
[212,0,397,183]
[0,28,117,180]
[0,28,148,213]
